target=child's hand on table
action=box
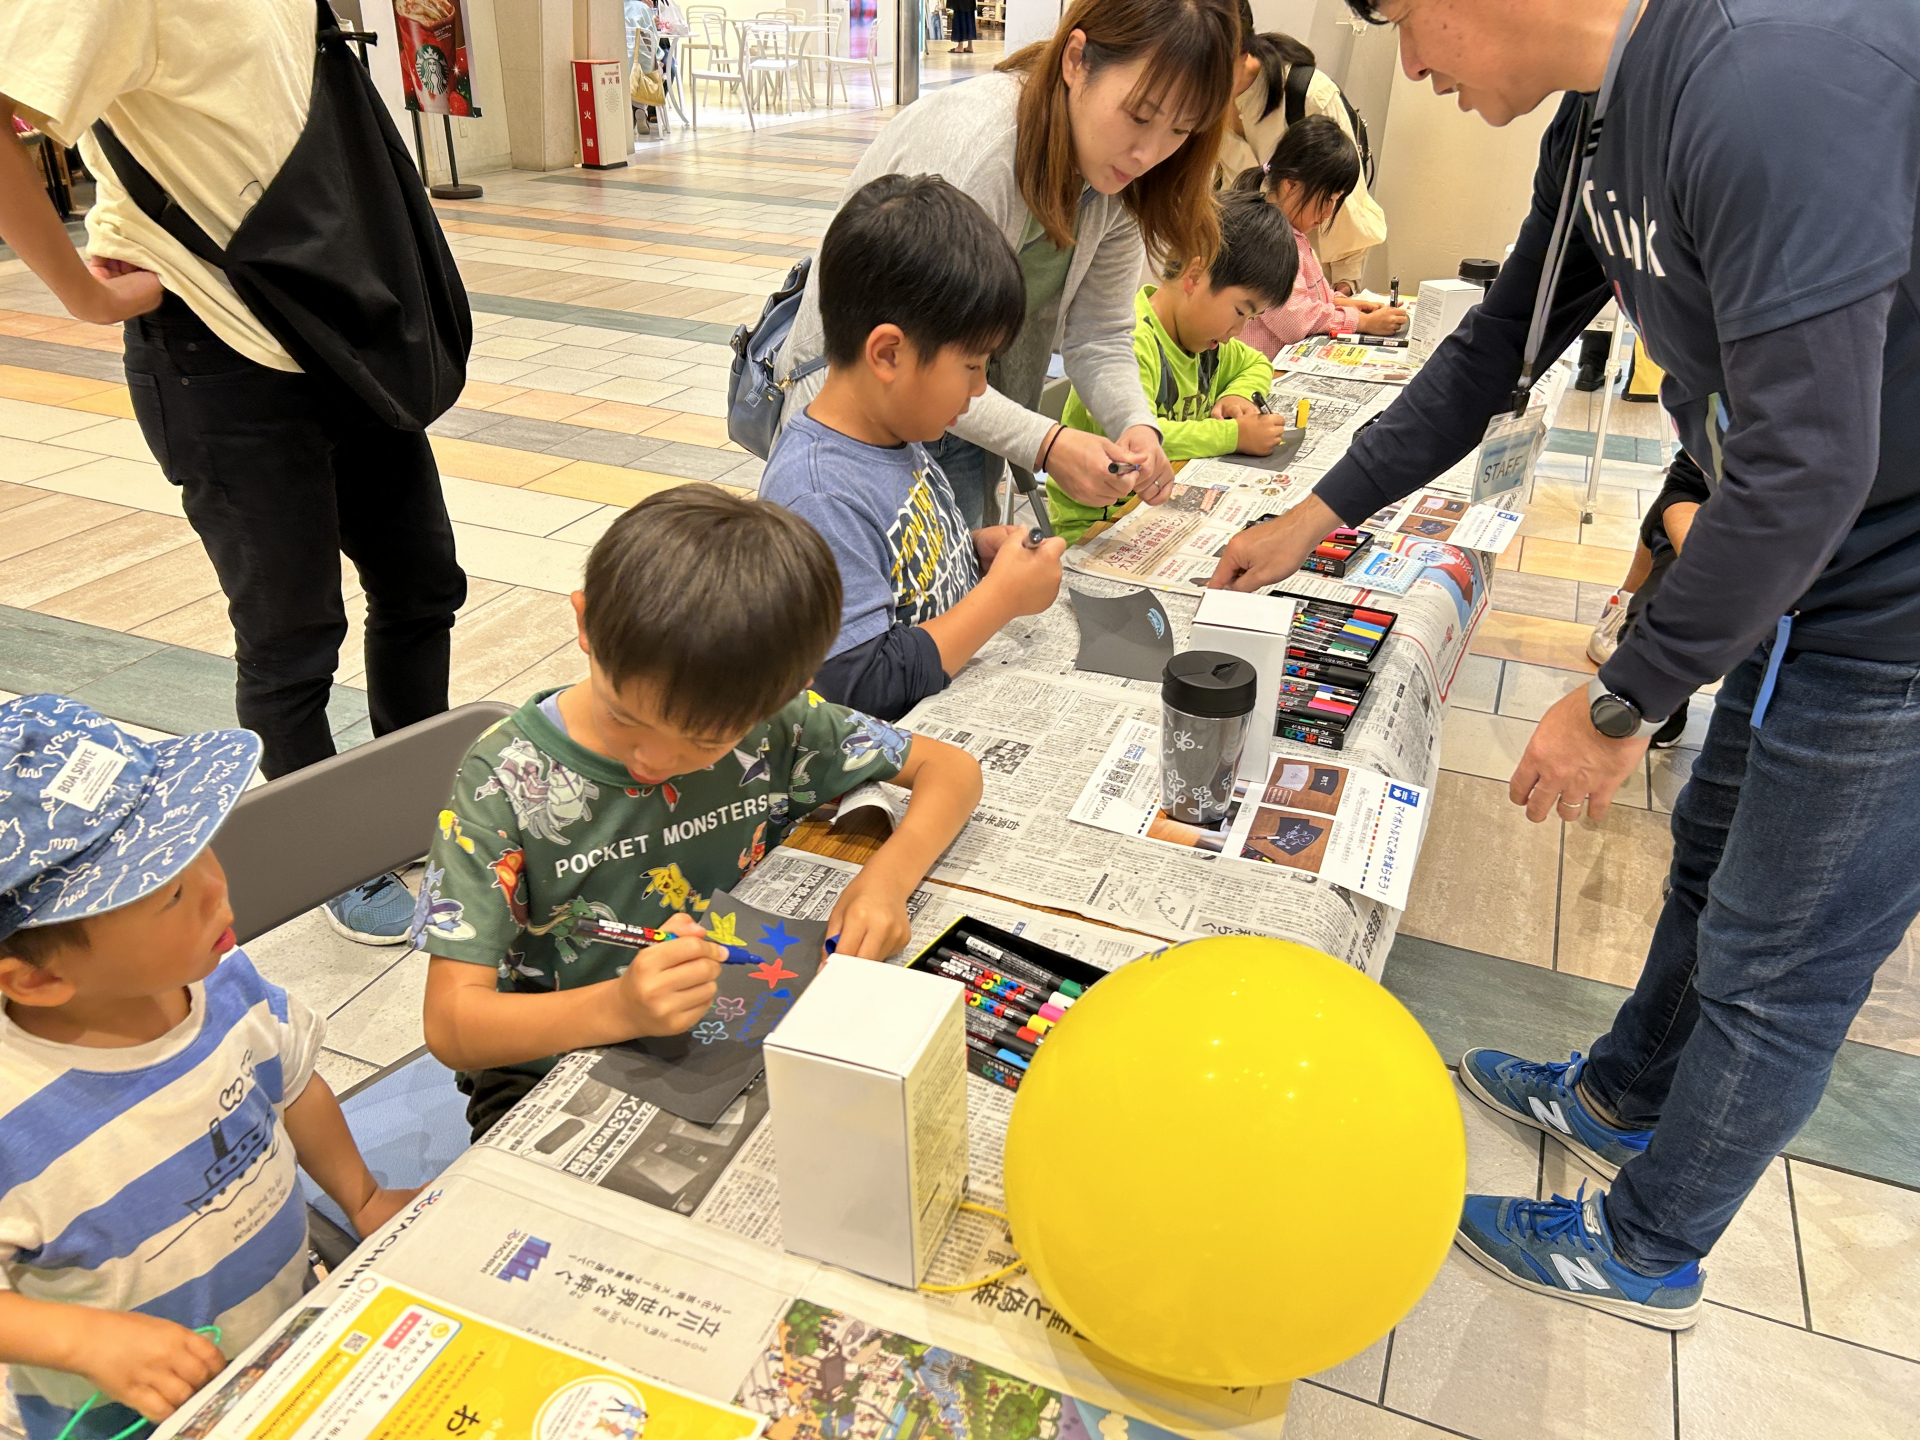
[1211,394,1261,421]
[825,870,914,960]
[616,911,723,1037]
[1357,304,1407,335]
[71,1310,226,1421]
[1236,412,1289,455]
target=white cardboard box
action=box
[1190,588,1299,786]
[1407,277,1484,362]
[763,959,969,1288]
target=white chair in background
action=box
[688,12,755,130]
[681,3,727,87]
[744,20,806,115]
[818,4,884,108]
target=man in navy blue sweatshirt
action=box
[1214,0,1919,1330]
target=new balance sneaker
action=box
[1459,1048,1652,1179]
[323,873,415,946]
[1457,1185,1704,1329]
[1586,589,1634,665]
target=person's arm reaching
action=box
[825,734,983,959]
[1601,289,1892,718]
[1210,95,1611,590]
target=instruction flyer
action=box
[1070,722,1427,909]
[165,1276,765,1440]
[1367,490,1525,554]
[1221,754,1428,910]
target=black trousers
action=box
[123,296,467,778]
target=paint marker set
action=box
[1298,526,1376,578]
[1271,592,1398,750]
[907,916,1107,1091]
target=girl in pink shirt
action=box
[1234,116,1408,357]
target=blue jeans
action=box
[1584,640,1920,1271]
[923,434,1005,529]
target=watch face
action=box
[1590,695,1639,739]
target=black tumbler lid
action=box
[1162,650,1258,718]
[1459,257,1501,287]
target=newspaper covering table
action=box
[157,857,1287,1440]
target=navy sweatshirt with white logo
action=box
[1314,0,1920,719]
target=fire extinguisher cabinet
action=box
[573,59,631,171]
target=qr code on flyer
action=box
[341,1331,370,1354]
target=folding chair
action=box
[211,701,512,1267]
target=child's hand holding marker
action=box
[574,913,726,1039]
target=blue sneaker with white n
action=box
[1459,1048,1651,1179]
[1457,1185,1704,1330]
[323,872,416,945]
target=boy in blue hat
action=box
[0,696,416,1438]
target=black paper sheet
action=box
[1068,585,1176,682]
[597,888,828,1124]
[1211,427,1306,472]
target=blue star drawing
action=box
[758,920,800,955]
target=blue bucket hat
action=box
[0,695,261,941]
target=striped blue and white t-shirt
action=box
[0,949,321,1437]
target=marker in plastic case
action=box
[957,932,1084,996]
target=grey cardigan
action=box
[774,71,1158,467]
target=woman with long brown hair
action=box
[776,0,1239,528]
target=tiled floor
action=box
[3,45,1918,1440]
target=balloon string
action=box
[918,1202,1029,1293]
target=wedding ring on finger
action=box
[1556,795,1588,817]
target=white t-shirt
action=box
[0,0,317,369]
[0,949,322,1426]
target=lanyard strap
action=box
[1511,0,1642,414]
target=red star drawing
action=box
[750,958,797,989]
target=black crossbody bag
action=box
[91,0,471,430]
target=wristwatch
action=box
[1587,678,1669,739]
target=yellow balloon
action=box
[1003,936,1463,1387]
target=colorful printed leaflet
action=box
[735,1299,1189,1440]
[168,1278,764,1440]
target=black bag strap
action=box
[1283,61,1313,129]
[1343,94,1374,186]
[88,0,342,272]
[1283,63,1375,189]
[89,121,228,269]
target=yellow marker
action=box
[1296,397,1311,429]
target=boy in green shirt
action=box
[1050,191,1301,543]
[413,484,983,1138]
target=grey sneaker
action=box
[1586,590,1634,665]
[323,873,415,946]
